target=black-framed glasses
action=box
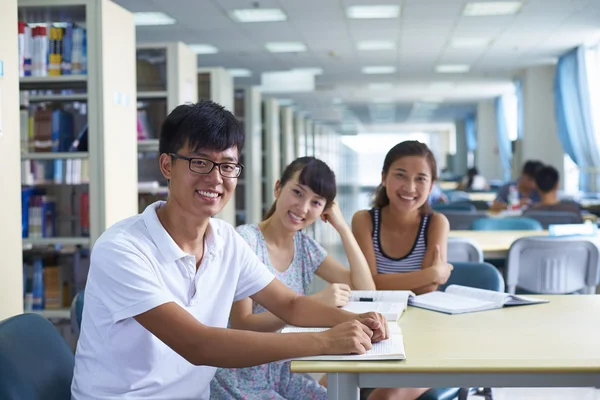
[170,153,244,178]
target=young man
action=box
[490,160,544,211]
[526,165,582,217]
[71,101,388,399]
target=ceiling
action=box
[113,0,600,129]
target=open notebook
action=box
[408,285,549,315]
[342,290,415,321]
[281,324,405,361]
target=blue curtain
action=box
[515,80,524,139]
[554,47,600,192]
[495,96,512,181]
[465,114,477,152]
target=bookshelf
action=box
[136,42,197,212]
[263,99,281,218]
[280,106,295,172]
[18,0,138,321]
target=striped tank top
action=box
[369,208,430,274]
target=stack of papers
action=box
[342,290,415,321]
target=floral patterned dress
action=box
[210,224,328,400]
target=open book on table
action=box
[281,324,405,361]
[408,285,549,315]
[341,290,415,321]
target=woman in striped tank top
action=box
[352,141,453,400]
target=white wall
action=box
[0,0,24,319]
[476,100,504,180]
[521,65,565,188]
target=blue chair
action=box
[440,261,505,292]
[70,290,85,335]
[433,202,476,212]
[0,313,74,400]
[471,217,543,231]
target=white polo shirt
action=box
[71,201,275,399]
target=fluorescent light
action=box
[347,5,400,19]
[265,42,307,53]
[451,38,491,48]
[133,12,176,26]
[228,68,252,77]
[188,44,218,54]
[368,83,394,91]
[292,68,323,75]
[436,64,470,73]
[362,66,396,74]
[357,40,396,51]
[230,8,287,23]
[463,2,522,16]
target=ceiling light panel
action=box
[347,5,401,19]
[463,2,522,16]
[362,66,396,74]
[368,83,394,91]
[436,64,470,73]
[133,12,176,26]
[265,42,307,53]
[357,40,396,51]
[228,69,252,77]
[230,8,287,23]
[189,44,218,54]
[451,38,491,48]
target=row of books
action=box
[21,106,88,154]
[22,187,89,239]
[18,21,87,77]
[22,159,90,185]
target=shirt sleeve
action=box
[495,183,510,203]
[88,240,173,323]
[233,230,275,302]
[298,232,328,293]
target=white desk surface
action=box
[291,295,600,374]
[448,230,549,253]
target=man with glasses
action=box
[71,101,388,399]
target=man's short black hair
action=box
[158,101,244,156]
[534,165,559,193]
[522,160,544,178]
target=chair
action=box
[447,237,484,263]
[70,289,85,335]
[522,210,583,228]
[471,217,543,231]
[506,236,600,294]
[422,262,504,400]
[0,313,74,400]
[440,261,505,292]
[446,191,470,202]
[433,202,476,212]
[441,211,488,230]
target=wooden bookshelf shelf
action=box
[28,93,88,102]
[21,152,89,160]
[19,75,87,91]
[137,139,159,152]
[138,91,168,100]
[26,308,71,319]
[22,237,91,248]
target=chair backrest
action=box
[433,202,476,212]
[447,237,484,263]
[446,190,470,202]
[0,313,74,400]
[440,262,505,292]
[522,210,584,228]
[506,236,600,294]
[441,210,488,230]
[70,289,85,335]
[471,217,543,231]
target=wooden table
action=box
[439,181,459,191]
[467,192,496,202]
[449,230,549,258]
[291,296,600,399]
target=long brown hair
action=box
[264,157,337,220]
[373,140,438,215]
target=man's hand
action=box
[319,320,373,355]
[311,283,351,307]
[356,312,388,343]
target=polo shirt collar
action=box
[142,201,225,262]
